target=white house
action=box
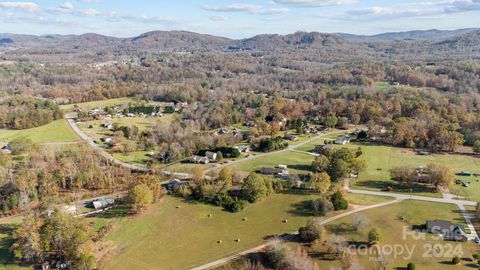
[63,205,77,215]
[205,151,218,161]
[335,136,351,145]
[1,143,12,155]
[190,155,210,164]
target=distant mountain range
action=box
[1,28,479,61]
[336,28,480,42]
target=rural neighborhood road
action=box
[66,116,151,172]
[347,188,478,207]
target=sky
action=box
[0,0,479,38]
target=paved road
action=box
[66,116,151,172]
[347,188,478,206]
[457,204,479,240]
[190,199,402,270]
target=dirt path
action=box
[190,199,401,270]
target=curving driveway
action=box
[66,116,151,172]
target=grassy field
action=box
[229,151,315,175]
[59,97,134,112]
[100,192,358,270]
[113,151,151,165]
[318,200,476,269]
[77,114,176,138]
[0,217,28,270]
[297,140,480,200]
[0,119,79,144]
[345,193,394,206]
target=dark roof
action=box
[426,220,465,232]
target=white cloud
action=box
[80,8,99,16]
[443,0,480,13]
[208,14,229,21]
[203,3,288,15]
[60,2,74,11]
[342,0,480,20]
[272,0,357,7]
[0,2,39,12]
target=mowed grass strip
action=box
[59,97,134,112]
[322,200,475,270]
[101,193,323,270]
[0,119,79,144]
[229,151,315,175]
[345,193,394,206]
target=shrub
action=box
[312,197,333,216]
[368,228,381,245]
[9,137,33,155]
[298,219,325,242]
[226,200,247,213]
[331,191,348,211]
[407,262,415,270]
[452,256,461,265]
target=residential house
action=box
[313,144,334,154]
[235,145,252,153]
[284,134,299,141]
[101,137,113,144]
[335,136,351,145]
[166,179,189,191]
[217,128,229,135]
[92,198,115,210]
[205,151,218,161]
[190,155,210,164]
[426,220,468,242]
[62,205,77,215]
[259,167,288,176]
[1,143,11,154]
[102,123,114,130]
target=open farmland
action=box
[98,192,371,270]
[0,119,79,144]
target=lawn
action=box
[0,119,79,144]
[345,193,394,206]
[100,192,339,270]
[374,81,391,89]
[297,140,480,200]
[59,97,135,112]
[0,216,28,270]
[229,151,315,175]
[318,200,476,270]
[163,160,217,173]
[112,151,151,165]
[77,114,176,140]
[347,143,480,200]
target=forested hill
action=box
[1,29,480,62]
[337,28,480,42]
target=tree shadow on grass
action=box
[288,164,312,172]
[354,179,437,194]
[286,200,315,217]
[89,204,134,219]
[0,223,19,265]
[325,223,358,234]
